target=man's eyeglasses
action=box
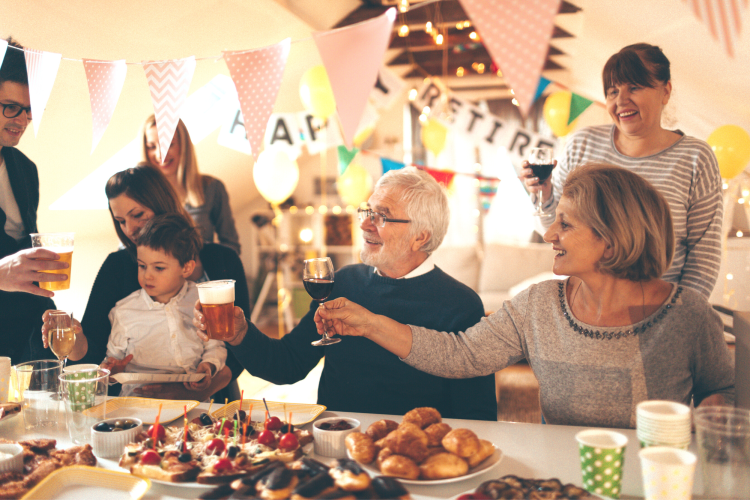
[357,208,410,228]
[1,103,32,120]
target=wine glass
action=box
[48,310,75,369]
[304,257,340,346]
[529,147,555,216]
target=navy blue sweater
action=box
[231,264,497,420]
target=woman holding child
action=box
[42,165,248,401]
[314,164,734,429]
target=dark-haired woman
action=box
[521,43,722,299]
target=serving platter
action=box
[82,397,200,424]
[110,373,205,384]
[21,465,150,500]
[211,399,326,426]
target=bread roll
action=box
[376,447,393,468]
[424,423,452,447]
[380,454,420,480]
[366,419,399,441]
[441,428,480,458]
[344,432,377,464]
[383,423,429,463]
[401,407,441,429]
[466,439,495,468]
[418,452,469,479]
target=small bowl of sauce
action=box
[312,417,361,458]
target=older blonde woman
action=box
[316,164,734,429]
[140,116,241,254]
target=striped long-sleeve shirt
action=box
[538,124,723,298]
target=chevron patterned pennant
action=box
[223,39,291,160]
[24,48,62,136]
[683,0,747,57]
[142,56,196,157]
[83,59,127,154]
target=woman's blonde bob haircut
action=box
[140,115,205,207]
[562,163,674,281]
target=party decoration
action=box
[313,8,396,147]
[83,59,127,153]
[543,91,576,137]
[0,40,7,70]
[337,145,359,175]
[568,93,593,125]
[421,119,448,157]
[425,167,456,187]
[533,76,552,104]
[708,125,750,179]
[353,123,375,148]
[143,56,196,159]
[299,65,336,122]
[253,148,299,205]
[380,157,405,175]
[337,162,373,206]
[458,0,561,116]
[24,49,62,136]
[224,39,291,160]
[683,0,747,57]
[478,177,500,213]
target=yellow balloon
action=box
[421,119,447,157]
[253,149,299,205]
[353,123,375,148]
[707,125,750,179]
[299,65,336,121]
[543,91,577,137]
[337,163,373,206]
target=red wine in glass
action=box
[304,257,340,346]
[529,164,554,182]
[529,147,555,216]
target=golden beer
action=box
[50,327,75,359]
[38,250,73,291]
[197,280,235,341]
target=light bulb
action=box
[398,0,409,13]
[737,230,744,237]
[469,31,477,40]
[289,206,298,214]
[425,21,432,33]
[398,24,409,37]
[299,228,313,243]
[512,98,519,106]
[408,88,418,101]
[436,33,444,45]
[456,67,465,77]
[305,206,314,215]
[318,205,328,214]
[332,206,342,215]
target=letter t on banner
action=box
[143,57,196,159]
[312,8,396,147]
[223,39,291,160]
[24,49,62,136]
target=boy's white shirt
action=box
[106,280,227,397]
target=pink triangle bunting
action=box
[312,8,396,147]
[223,39,291,159]
[459,0,560,117]
[24,49,62,136]
[83,59,127,153]
[142,57,196,158]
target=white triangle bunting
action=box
[24,49,62,136]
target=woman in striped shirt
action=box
[522,43,722,298]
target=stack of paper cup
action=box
[636,400,692,450]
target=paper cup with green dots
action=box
[576,429,628,499]
[639,446,696,500]
[60,365,101,411]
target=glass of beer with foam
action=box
[30,232,75,291]
[196,280,236,341]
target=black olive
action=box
[178,452,192,463]
[227,446,239,458]
[94,422,112,432]
[233,410,246,421]
[280,424,290,434]
[244,425,255,436]
[199,413,213,426]
[144,438,154,448]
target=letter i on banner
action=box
[143,57,196,159]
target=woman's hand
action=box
[185,362,213,391]
[41,310,87,361]
[0,248,68,297]
[193,300,248,346]
[101,354,133,376]
[518,159,557,204]
[313,298,376,338]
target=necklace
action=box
[559,281,682,340]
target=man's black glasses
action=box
[1,103,32,120]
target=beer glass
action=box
[196,280,236,341]
[48,311,75,369]
[30,232,74,291]
[304,257,340,346]
[528,148,555,216]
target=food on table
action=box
[316,420,354,431]
[0,403,21,421]
[470,475,593,499]
[344,407,498,481]
[0,438,96,499]
[119,413,313,484]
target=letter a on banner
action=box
[312,8,396,147]
[224,39,291,160]
[143,56,196,158]
[24,49,62,136]
[83,59,127,153]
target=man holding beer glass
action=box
[0,38,65,363]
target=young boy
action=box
[101,213,226,397]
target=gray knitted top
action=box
[404,279,735,428]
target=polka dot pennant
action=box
[223,39,291,160]
[24,49,62,137]
[83,59,127,154]
[459,0,560,117]
[579,443,625,498]
[143,57,196,159]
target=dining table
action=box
[0,401,714,500]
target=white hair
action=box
[374,167,449,255]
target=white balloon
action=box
[253,149,299,205]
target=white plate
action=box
[83,397,200,424]
[351,445,503,486]
[147,478,215,489]
[111,373,205,384]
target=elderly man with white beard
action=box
[193,167,497,420]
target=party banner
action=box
[313,8,396,147]
[24,49,62,136]
[683,0,747,57]
[83,59,127,153]
[0,40,7,71]
[337,146,359,175]
[459,0,560,117]
[224,39,291,159]
[415,78,556,164]
[425,167,456,187]
[143,56,197,158]
[568,93,593,125]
